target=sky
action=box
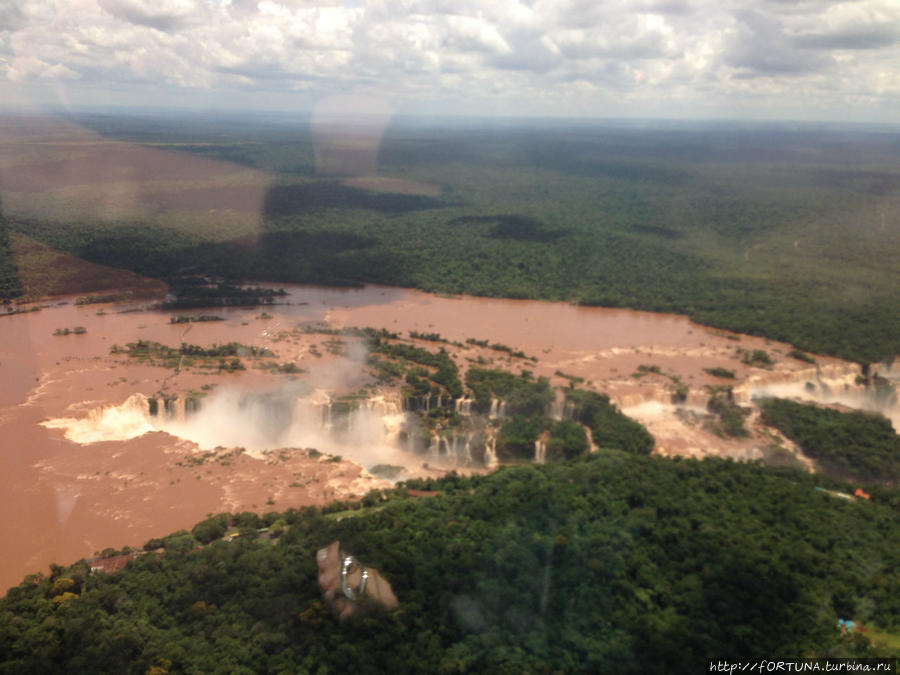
[1,0,898,123]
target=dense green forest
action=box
[760,398,900,484]
[161,282,287,309]
[0,202,22,300]
[3,115,899,364]
[465,368,553,416]
[1,452,898,673]
[565,389,655,455]
[371,341,463,399]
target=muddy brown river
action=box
[0,283,887,593]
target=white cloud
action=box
[98,0,203,31]
[7,56,80,82]
[0,0,896,121]
[443,15,511,55]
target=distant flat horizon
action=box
[3,104,899,133]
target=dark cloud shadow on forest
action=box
[177,230,411,288]
[448,214,570,243]
[263,181,447,220]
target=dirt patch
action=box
[8,233,167,300]
[138,182,268,216]
[0,114,271,238]
[0,139,248,194]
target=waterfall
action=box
[428,434,440,458]
[549,400,561,420]
[41,394,156,444]
[185,397,201,416]
[489,398,499,419]
[455,397,472,416]
[534,440,547,464]
[741,361,900,431]
[164,398,177,419]
[816,366,832,396]
[175,397,186,423]
[146,396,202,419]
[484,432,498,469]
[547,398,577,420]
[365,396,401,417]
[51,383,531,468]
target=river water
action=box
[0,283,893,592]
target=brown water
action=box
[326,289,698,351]
[0,284,859,592]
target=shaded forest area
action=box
[760,398,900,484]
[2,115,899,363]
[1,452,898,673]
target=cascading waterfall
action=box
[549,400,563,421]
[488,398,508,419]
[42,394,158,444]
[462,435,473,465]
[483,430,499,469]
[534,439,547,464]
[45,387,547,469]
[816,368,832,397]
[428,434,440,459]
[147,395,201,421]
[326,401,333,429]
[455,397,473,415]
[741,361,900,431]
[547,398,577,421]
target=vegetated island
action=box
[760,398,900,484]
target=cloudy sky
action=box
[1,0,898,122]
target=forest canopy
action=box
[759,398,900,484]
[2,452,898,673]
